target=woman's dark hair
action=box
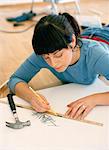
[60,13,81,38]
[32,12,81,55]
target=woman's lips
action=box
[55,66,62,70]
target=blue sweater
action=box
[8,39,109,93]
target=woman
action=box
[8,13,109,120]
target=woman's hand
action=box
[65,94,98,120]
[30,92,51,112]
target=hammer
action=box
[6,94,31,129]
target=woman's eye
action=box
[44,56,48,59]
[43,55,49,60]
[45,57,49,60]
[55,52,63,57]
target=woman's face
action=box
[42,35,77,72]
[42,46,74,72]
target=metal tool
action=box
[0,98,103,127]
[6,94,31,129]
[32,112,57,126]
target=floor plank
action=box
[0,0,109,97]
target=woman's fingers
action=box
[65,103,94,120]
[80,107,93,120]
[73,105,88,119]
[65,107,73,117]
[67,101,75,107]
[31,102,47,112]
[65,95,97,119]
[66,102,84,118]
[37,99,50,110]
[31,97,50,112]
[67,99,82,107]
[37,93,50,105]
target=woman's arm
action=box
[95,91,109,105]
[65,43,109,120]
[14,82,50,112]
[65,91,109,120]
[8,53,50,112]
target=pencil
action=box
[29,87,57,116]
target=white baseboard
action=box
[0,0,43,5]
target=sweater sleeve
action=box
[8,53,41,93]
[87,42,109,80]
[94,52,109,80]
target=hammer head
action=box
[6,120,31,129]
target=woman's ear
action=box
[71,34,76,48]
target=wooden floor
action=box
[0,0,109,97]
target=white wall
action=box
[0,0,74,5]
[0,0,43,5]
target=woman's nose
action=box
[49,57,57,67]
